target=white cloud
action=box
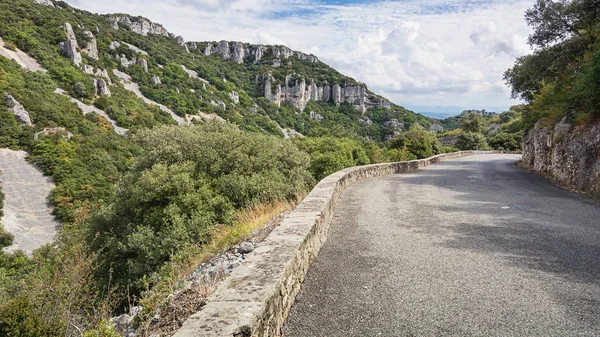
[68,0,535,113]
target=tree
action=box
[505,0,600,101]
[460,113,488,133]
[456,132,489,150]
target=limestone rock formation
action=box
[229,91,239,104]
[263,75,390,113]
[122,42,148,55]
[189,42,197,50]
[215,41,230,59]
[204,43,213,56]
[94,68,112,85]
[383,119,404,130]
[96,78,111,96]
[176,36,189,53]
[109,41,120,50]
[152,76,161,84]
[6,94,32,126]
[138,58,148,72]
[107,16,170,37]
[83,64,94,74]
[59,23,81,66]
[34,0,54,6]
[231,42,245,64]
[199,42,319,65]
[81,31,99,60]
[117,54,135,68]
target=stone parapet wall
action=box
[174,151,508,337]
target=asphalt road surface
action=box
[283,154,600,336]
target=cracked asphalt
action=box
[283,154,600,336]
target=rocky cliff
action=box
[522,119,600,198]
[108,15,171,37]
[202,41,318,65]
[263,74,391,112]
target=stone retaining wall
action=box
[174,151,507,337]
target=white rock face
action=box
[109,41,121,50]
[83,64,94,74]
[107,16,170,37]
[94,68,112,85]
[152,75,161,84]
[216,41,229,59]
[189,42,197,50]
[59,23,82,66]
[253,45,266,64]
[81,31,99,60]
[34,0,54,6]
[122,42,148,55]
[204,43,213,56]
[117,54,135,68]
[229,91,239,104]
[204,42,318,65]
[137,58,148,72]
[263,76,390,113]
[96,78,111,96]
[231,42,245,64]
[6,94,32,126]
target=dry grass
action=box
[136,199,299,336]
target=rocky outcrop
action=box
[176,36,189,53]
[108,16,170,37]
[6,94,32,126]
[152,75,161,84]
[96,78,111,96]
[229,91,239,104]
[383,119,404,130]
[34,0,54,6]
[116,54,147,72]
[201,41,318,65]
[522,119,600,199]
[94,68,112,84]
[263,74,390,112]
[81,31,99,60]
[59,23,82,66]
[109,41,120,51]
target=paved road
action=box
[284,154,600,336]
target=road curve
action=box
[283,154,600,336]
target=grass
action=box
[134,199,299,336]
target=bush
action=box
[293,137,370,181]
[487,132,522,151]
[390,124,441,159]
[88,123,312,292]
[455,132,489,150]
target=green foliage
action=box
[88,123,312,292]
[460,112,488,133]
[0,295,62,337]
[389,124,442,159]
[293,136,370,181]
[487,132,522,151]
[455,132,489,150]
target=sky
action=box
[69,0,535,116]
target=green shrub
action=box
[88,122,312,292]
[293,137,370,181]
[487,132,522,151]
[455,132,489,150]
